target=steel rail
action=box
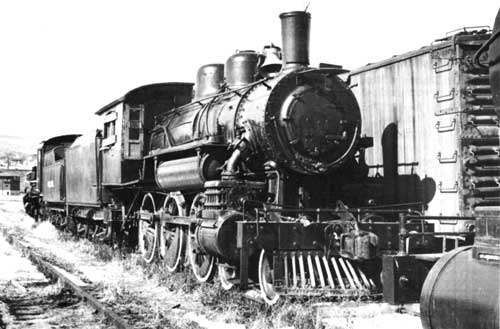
[3,231,133,329]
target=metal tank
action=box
[156,155,222,191]
[225,50,261,87]
[420,244,499,329]
[195,64,224,99]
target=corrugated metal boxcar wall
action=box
[348,31,497,229]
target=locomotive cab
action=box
[95,83,193,186]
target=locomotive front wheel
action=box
[187,229,215,282]
[138,193,158,264]
[258,249,280,305]
[159,195,186,272]
[218,264,236,290]
[187,193,215,282]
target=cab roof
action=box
[95,82,193,115]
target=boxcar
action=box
[348,29,497,233]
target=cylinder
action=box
[225,50,261,87]
[195,64,224,99]
[196,211,242,262]
[279,11,311,67]
[420,246,499,329]
[156,155,221,191]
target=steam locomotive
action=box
[24,9,498,317]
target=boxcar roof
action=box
[348,32,490,76]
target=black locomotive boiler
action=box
[25,10,482,306]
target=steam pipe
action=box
[225,147,244,176]
[222,131,251,179]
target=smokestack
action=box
[279,11,311,70]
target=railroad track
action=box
[0,221,422,329]
[1,229,133,329]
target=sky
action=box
[0,0,498,140]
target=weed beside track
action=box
[0,198,422,329]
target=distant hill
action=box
[0,135,39,170]
[0,135,39,155]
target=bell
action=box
[259,44,282,76]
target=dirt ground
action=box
[0,195,423,329]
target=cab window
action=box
[102,111,118,147]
